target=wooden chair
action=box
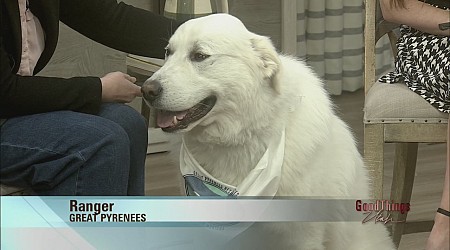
[363,0,448,247]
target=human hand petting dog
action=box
[100,72,142,103]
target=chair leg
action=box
[364,124,385,199]
[390,142,419,248]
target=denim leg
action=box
[97,103,148,195]
[0,110,132,195]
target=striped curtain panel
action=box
[296,0,393,95]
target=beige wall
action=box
[229,0,281,50]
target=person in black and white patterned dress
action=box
[380,0,449,113]
[380,0,449,249]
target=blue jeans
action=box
[0,103,148,195]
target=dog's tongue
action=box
[157,110,188,128]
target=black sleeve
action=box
[59,0,181,59]
[0,6,103,119]
[0,46,103,118]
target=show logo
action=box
[355,200,410,224]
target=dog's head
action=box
[142,14,281,142]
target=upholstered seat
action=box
[0,185,28,196]
[365,81,448,123]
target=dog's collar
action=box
[180,129,286,197]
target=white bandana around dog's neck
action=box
[180,129,286,197]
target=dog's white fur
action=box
[147,14,395,250]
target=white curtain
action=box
[295,0,393,95]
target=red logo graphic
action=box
[356,200,410,224]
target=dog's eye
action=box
[191,52,210,62]
[165,47,172,58]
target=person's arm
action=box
[0,43,141,118]
[59,0,181,59]
[380,0,450,36]
[0,40,103,118]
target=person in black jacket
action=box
[0,0,179,195]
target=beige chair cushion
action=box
[364,82,448,124]
[0,185,28,196]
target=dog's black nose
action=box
[141,80,162,101]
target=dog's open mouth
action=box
[156,96,217,132]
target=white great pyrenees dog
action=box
[142,14,395,250]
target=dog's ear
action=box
[251,35,281,92]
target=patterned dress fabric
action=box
[379,1,449,113]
